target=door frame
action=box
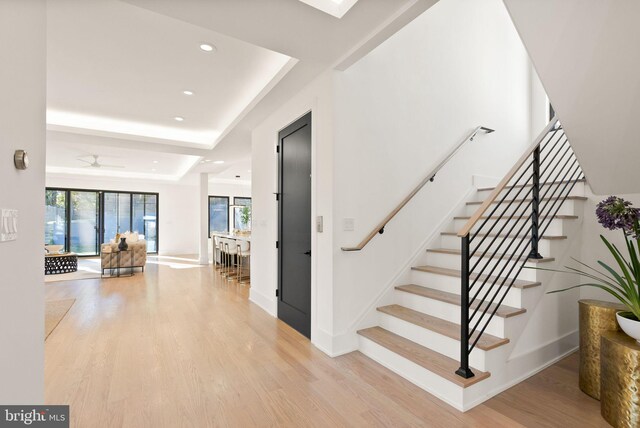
[277,111,313,339]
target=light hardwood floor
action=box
[45,256,609,427]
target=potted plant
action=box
[538,196,640,342]
[240,205,251,230]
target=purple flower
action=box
[596,196,640,237]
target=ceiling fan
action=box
[77,155,124,169]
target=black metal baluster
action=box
[529,146,543,259]
[456,235,474,379]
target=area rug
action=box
[45,299,75,340]
[45,258,101,283]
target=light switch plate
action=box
[343,218,355,232]
[0,209,18,242]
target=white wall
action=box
[502,0,640,195]
[0,0,46,404]
[250,71,335,352]
[250,0,539,356]
[330,0,536,352]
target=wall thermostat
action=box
[14,150,29,170]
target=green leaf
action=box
[601,236,639,303]
[547,282,632,309]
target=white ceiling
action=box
[46,139,199,181]
[46,0,439,183]
[298,0,360,19]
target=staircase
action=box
[350,118,586,411]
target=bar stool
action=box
[212,235,221,270]
[218,238,229,276]
[223,239,239,280]
[237,240,250,284]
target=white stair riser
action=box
[475,182,585,201]
[463,199,581,217]
[426,251,541,282]
[358,336,466,409]
[440,234,554,255]
[452,217,568,236]
[377,312,488,371]
[394,290,506,338]
[409,269,524,308]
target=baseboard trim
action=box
[249,288,277,317]
[461,330,579,412]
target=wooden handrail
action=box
[341,126,495,252]
[457,117,559,238]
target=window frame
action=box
[45,187,160,256]
[232,197,252,232]
[208,195,230,237]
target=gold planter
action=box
[579,299,624,399]
[601,331,640,428]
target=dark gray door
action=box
[278,112,312,338]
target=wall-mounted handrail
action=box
[341,126,495,252]
[457,118,558,238]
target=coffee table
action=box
[45,252,78,275]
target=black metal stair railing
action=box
[455,118,585,379]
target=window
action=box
[44,188,159,255]
[233,197,252,232]
[208,196,229,236]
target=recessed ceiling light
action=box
[204,159,212,162]
[183,90,194,96]
[199,43,216,52]
[174,116,184,122]
[214,160,224,164]
[153,160,159,164]
[151,169,157,172]
[247,170,251,173]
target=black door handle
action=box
[304,250,311,256]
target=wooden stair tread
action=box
[441,231,567,241]
[357,326,490,388]
[426,247,554,263]
[477,178,585,192]
[377,305,509,351]
[411,265,540,289]
[466,196,587,206]
[453,215,578,220]
[395,284,526,318]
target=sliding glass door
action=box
[45,188,159,255]
[69,190,100,255]
[133,194,157,253]
[45,189,67,246]
[103,192,132,243]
